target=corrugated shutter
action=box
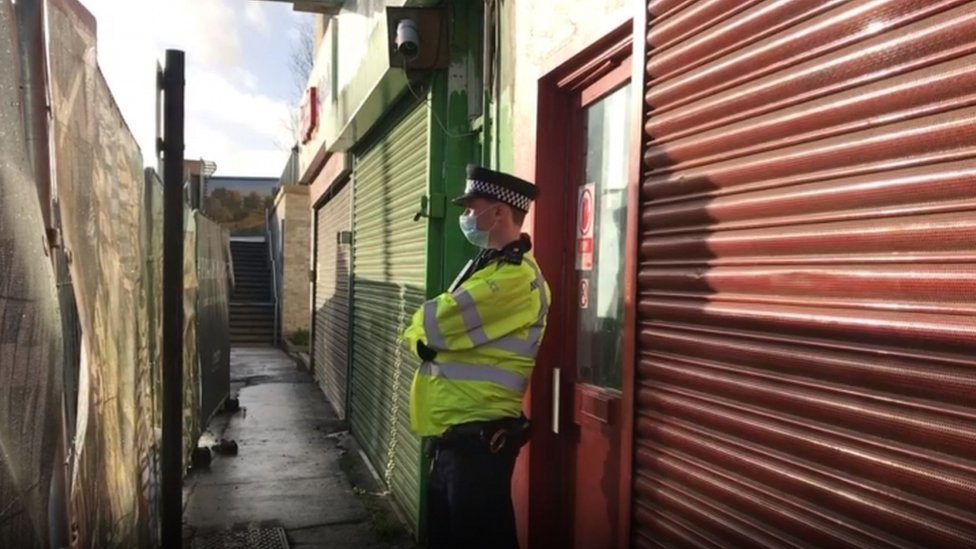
[634,2,976,547]
[350,101,428,531]
[313,181,352,419]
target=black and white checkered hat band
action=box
[466,179,532,211]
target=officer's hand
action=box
[417,341,438,361]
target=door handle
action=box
[413,193,446,221]
[552,368,561,434]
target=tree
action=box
[205,188,247,224]
[242,192,263,212]
[291,17,315,100]
[280,15,316,149]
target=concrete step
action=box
[233,279,270,285]
[232,294,271,303]
[233,277,268,284]
[233,276,269,284]
[229,301,274,314]
[231,332,274,340]
[232,286,270,293]
[230,255,268,263]
[230,320,274,329]
[234,279,270,284]
[229,311,273,317]
[229,302,274,309]
[232,268,269,275]
[229,325,273,331]
[232,265,269,273]
[230,336,274,347]
[230,329,275,339]
[233,281,271,289]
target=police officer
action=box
[402,165,551,549]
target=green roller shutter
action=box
[313,180,352,419]
[350,101,428,532]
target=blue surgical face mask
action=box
[459,208,495,248]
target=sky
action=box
[78,0,312,177]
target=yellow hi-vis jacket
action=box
[402,252,550,437]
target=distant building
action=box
[205,176,278,198]
[202,176,278,237]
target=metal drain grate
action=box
[191,526,290,549]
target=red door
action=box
[555,49,634,549]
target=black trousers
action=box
[426,436,520,549]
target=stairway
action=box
[229,239,276,346]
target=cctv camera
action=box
[394,19,419,59]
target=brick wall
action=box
[273,186,311,341]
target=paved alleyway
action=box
[182,348,407,548]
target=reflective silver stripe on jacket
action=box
[483,258,549,358]
[453,288,490,345]
[423,300,446,350]
[425,257,548,356]
[419,361,528,394]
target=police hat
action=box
[452,164,538,213]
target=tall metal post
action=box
[160,49,185,548]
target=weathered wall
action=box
[500,0,629,182]
[308,152,349,206]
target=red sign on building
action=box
[299,86,318,144]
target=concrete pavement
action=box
[182,347,412,548]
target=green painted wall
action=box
[417,0,485,541]
[425,0,484,300]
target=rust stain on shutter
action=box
[634,2,976,547]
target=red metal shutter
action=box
[634,2,976,547]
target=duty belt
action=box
[428,415,531,456]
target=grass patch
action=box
[287,328,310,347]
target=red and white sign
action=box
[576,183,595,271]
[579,278,590,309]
[299,87,318,144]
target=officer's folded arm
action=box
[401,270,536,358]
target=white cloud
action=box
[185,66,294,146]
[151,0,244,68]
[244,1,271,36]
[184,122,287,178]
[233,67,260,92]
[76,0,296,176]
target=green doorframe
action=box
[417,0,485,542]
